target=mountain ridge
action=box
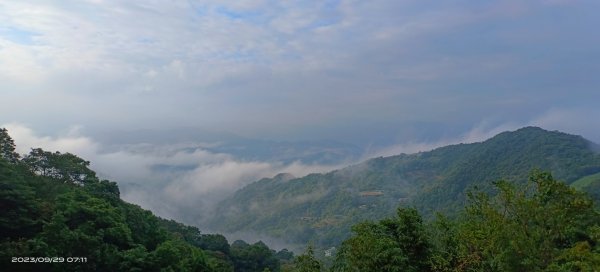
[209,126,600,250]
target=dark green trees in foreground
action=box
[295,171,600,271]
[446,172,600,271]
[0,128,290,272]
[0,133,210,271]
[332,207,430,272]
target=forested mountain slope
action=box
[210,127,600,249]
[0,128,291,272]
[325,171,600,271]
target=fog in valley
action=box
[2,0,600,251]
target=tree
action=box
[0,128,20,163]
[22,148,54,177]
[85,179,120,199]
[428,214,461,272]
[453,171,600,271]
[293,246,322,272]
[231,240,280,272]
[199,234,231,254]
[0,132,286,272]
[150,239,211,272]
[0,159,41,239]
[37,190,133,271]
[23,148,97,185]
[333,207,431,272]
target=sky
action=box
[1,0,600,229]
[1,0,599,145]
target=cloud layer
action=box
[6,104,598,223]
[3,123,342,225]
[1,1,599,145]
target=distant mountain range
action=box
[209,127,600,250]
[92,127,362,165]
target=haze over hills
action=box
[3,0,600,270]
[2,2,600,251]
[5,125,600,270]
[2,123,365,230]
[0,128,294,271]
[209,127,600,250]
[90,127,363,165]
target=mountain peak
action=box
[212,127,600,249]
[495,126,552,138]
[486,126,589,146]
[272,173,296,182]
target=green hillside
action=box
[0,128,291,272]
[572,172,600,189]
[572,172,600,206]
[324,171,600,271]
[209,127,600,250]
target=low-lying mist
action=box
[4,116,588,250]
[3,123,348,230]
[1,122,526,228]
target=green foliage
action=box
[4,125,599,270]
[211,127,600,251]
[330,171,600,271]
[546,241,600,271]
[85,179,120,199]
[571,172,600,189]
[120,202,167,251]
[0,159,42,239]
[159,219,204,247]
[571,172,600,208]
[199,234,231,254]
[293,246,322,272]
[230,240,281,272]
[23,148,98,185]
[0,128,20,163]
[444,171,600,271]
[428,214,461,272]
[0,127,286,271]
[275,249,294,261]
[151,239,211,272]
[333,207,431,272]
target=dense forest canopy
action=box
[320,171,600,271]
[0,128,292,272]
[211,127,600,252]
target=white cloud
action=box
[1,1,599,171]
[530,108,600,143]
[1,123,342,225]
[364,106,600,160]
[3,122,99,157]
[363,121,522,158]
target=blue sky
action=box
[1,0,599,146]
